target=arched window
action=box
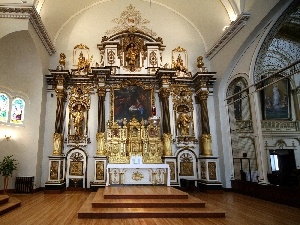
[10,97,25,125]
[226,77,258,182]
[0,93,9,123]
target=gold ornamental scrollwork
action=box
[132,171,144,181]
[158,88,170,99]
[201,134,212,156]
[50,161,59,180]
[208,162,217,180]
[96,132,106,156]
[179,153,194,176]
[105,4,157,36]
[198,90,209,101]
[97,87,106,97]
[96,161,105,180]
[149,51,158,67]
[106,116,163,164]
[201,161,206,179]
[162,133,172,156]
[53,133,63,156]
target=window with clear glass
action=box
[0,93,9,123]
[10,98,25,124]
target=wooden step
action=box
[92,189,205,208]
[0,195,21,216]
[78,187,226,219]
[0,195,9,205]
[78,193,225,219]
[103,186,188,199]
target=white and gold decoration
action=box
[45,3,220,191]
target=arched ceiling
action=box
[1,0,288,59]
[254,2,300,83]
[17,0,242,51]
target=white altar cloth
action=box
[106,163,170,186]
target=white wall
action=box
[0,29,47,189]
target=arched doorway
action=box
[66,148,88,189]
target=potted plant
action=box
[0,155,18,194]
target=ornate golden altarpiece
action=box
[45,4,220,191]
[105,116,163,164]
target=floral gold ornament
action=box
[132,171,144,181]
[201,134,212,156]
[106,4,156,36]
[69,161,83,176]
[179,153,194,176]
[208,162,217,180]
[50,161,59,180]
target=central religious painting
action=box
[112,84,154,124]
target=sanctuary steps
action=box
[0,195,21,216]
[78,186,225,219]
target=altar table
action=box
[106,163,170,186]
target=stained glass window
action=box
[10,98,25,124]
[0,93,9,123]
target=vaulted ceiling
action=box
[1,0,299,69]
[36,0,239,47]
[0,0,247,51]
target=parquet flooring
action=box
[0,189,299,225]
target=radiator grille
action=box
[15,176,34,193]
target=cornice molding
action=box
[205,12,250,60]
[0,6,55,55]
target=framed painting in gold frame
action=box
[262,78,290,120]
[111,82,154,124]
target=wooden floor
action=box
[0,188,300,225]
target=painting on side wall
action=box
[263,78,290,120]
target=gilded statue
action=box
[59,53,66,68]
[174,54,187,72]
[177,109,191,135]
[197,56,204,68]
[77,51,91,73]
[126,43,138,66]
[72,104,84,136]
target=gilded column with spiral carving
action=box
[96,87,106,155]
[198,89,212,156]
[53,74,67,156]
[159,88,171,134]
[159,88,172,156]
